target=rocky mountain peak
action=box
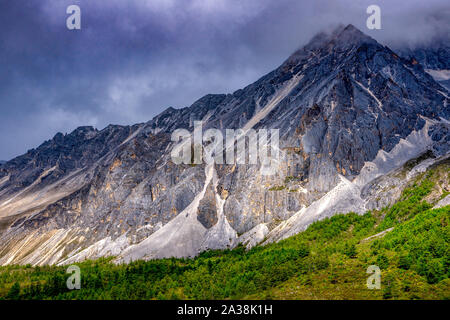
[335,24,373,41]
[0,26,448,266]
[330,24,377,49]
[285,24,378,67]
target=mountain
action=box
[0,24,448,266]
[396,38,450,90]
[1,159,449,299]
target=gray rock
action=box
[0,24,448,265]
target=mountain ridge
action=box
[0,24,448,266]
[1,157,448,299]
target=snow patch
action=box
[425,69,450,82]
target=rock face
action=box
[396,38,450,90]
[0,25,449,265]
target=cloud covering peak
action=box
[0,0,448,160]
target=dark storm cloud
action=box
[0,0,448,160]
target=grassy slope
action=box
[0,163,448,300]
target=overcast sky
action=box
[0,0,448,160]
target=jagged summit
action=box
[285,24,377,65]
[0,26,448,266]
[332,24,377,45]
[336,24,368,38]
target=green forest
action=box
[0,167,449,300]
